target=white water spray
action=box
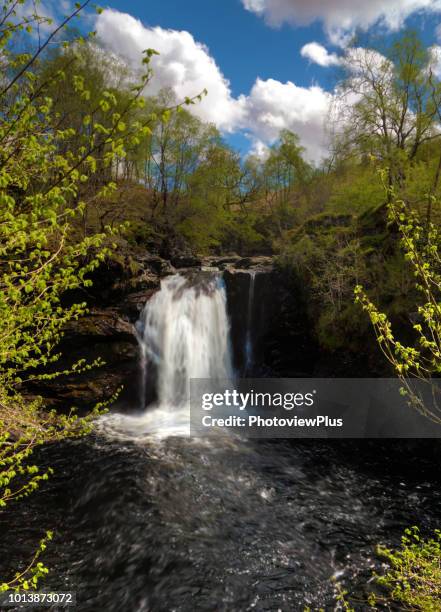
[138,273,233,407]
[100,273,233,439]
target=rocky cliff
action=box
[31,253,315,411]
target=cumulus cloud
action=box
[248,139,271,159]
[301,42,341,67]
[430,24,441,77]
[95,9,332,162]
[95,9,244,131]
[242,0,441,45]
[240,78,332,161]
[242,0,266,12]
[429,45,441,78]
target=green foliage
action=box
[279,216,376,352]
[334,31,441,190]
[372,527,441,611]
[355,173,441,422]
[278,27,441,356]
[326,161,384,215]
[0,0,158,590]
[0,531,52,592]
[258,131,314,241]
[34,47,319,257]
[125,90,271,254]
[336,528,441,611]
[0,1,154,400]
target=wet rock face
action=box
[224,269,317,377]
[34,252,316,409]
[259,271,318,376]
[80,254,174,312]
[171,254,202,269]
[28,309,140,412]
[63,310,135,340]
[201,255,273,272]
[223,270,264,375]
[115,289,158,320]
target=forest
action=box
[25,22,441,359]
[0,0,440,610]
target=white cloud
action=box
[430,24,441,76]
[301,42,341,67]
[429,45,441,78]
[95,9,244,132]
[242,0,266,12]
[344,46,392,76]
[240,78,332,161]
[95,9,332,162]
[248,139,271,159]
[241,0,441,45]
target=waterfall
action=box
[99,272,233,439]
[244,272,256,376]
[137,273,233,409]
[137,332,148,412]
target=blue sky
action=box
[106,0,331,95]
[77,1,441,160]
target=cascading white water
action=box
[100,273,233,439]
[137,273,233,408]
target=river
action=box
[0,272,440,611]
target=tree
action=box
[35,42,150,236]
[355,176,441,423]
[261,130,313,237]
[135,89,215,216]
[181,142,264,252]
[333,32,441,198]
[0,0,160,590]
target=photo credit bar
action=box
[190,378,441,438]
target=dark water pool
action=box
[1,434,440,611]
